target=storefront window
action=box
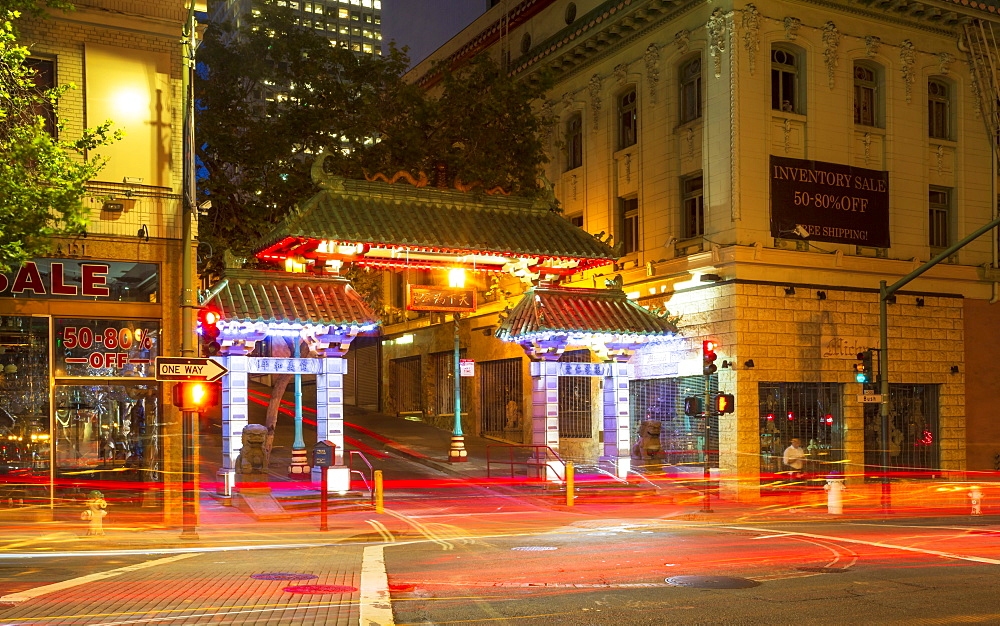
[758,382,843,487]
[54,318,159,378]
[0,316,50,493]
[54,383,161,505]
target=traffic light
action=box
[714,393,735,414]
[854,350,873,383]
[198,306,222,356]
[172,381,220,412]
[702,340,718,375]
[683,396,702,416]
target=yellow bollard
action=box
[566,461,574,507]
[374,469,384,514]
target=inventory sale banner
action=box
[770,155,890,247]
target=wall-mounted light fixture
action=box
[950,365,960,374]
[700,273,722,283]
[744,359,755,368]
[916,297,925,307]
[137,224,149,242]
[817,291,827,300]
[784,286,796,295]
[102,199,124,213]
[123,176,144,185]
[721,360,732,369]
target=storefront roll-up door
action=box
[479,357,523,443]
[354,340,380,411]
[389,355,422,417]
[630,375,718,468]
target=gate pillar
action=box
[314,356,349,492]
[529,360,564,482]
[600,362,632,479]
[218,355,249,496]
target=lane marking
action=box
[723,525,1000,565]
[359,544,394,626]
[366,519,395,543]
[0,553,200,604]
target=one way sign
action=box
[155,357,229,382]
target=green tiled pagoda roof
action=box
[497,284,678,339]
[207,269,380,327]
[255,176,617,265]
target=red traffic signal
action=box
[714,393,735,414]
[702,340,718,375]
[197,306,222,356]
[172,381,220,412]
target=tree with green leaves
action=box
[195,3,553,272]
[0,1,119,271]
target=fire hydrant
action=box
[969,486,983,516]
[824,474,845,515]
[81,489,108,536]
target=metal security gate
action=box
[389,356,422,417]
[864,383,940,479]
[558,350,592,438]
[431,350,470,416]
[479,357,523,443]
[630,376,718,467]
[758,382,843,484]
[345,335,380,410]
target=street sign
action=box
[460,359,475,377]
[313,440,335,468]
[155,356,228,382]
[857,394,883,403]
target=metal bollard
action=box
[969,485,983,516]
[374,470,384,514]
[566,461,574,507]
[824,474,845,515]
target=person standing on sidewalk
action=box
[782,438,806,478]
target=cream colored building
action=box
[390,0,1000,500]
[0,1,201,523]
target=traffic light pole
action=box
[702,372,713,513]
[877,213,1000,512]
[179,1,199,540]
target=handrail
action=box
[486,444,565,482]
[348,450,375,505]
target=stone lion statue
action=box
[235,424,269,475]
[632,420,663,461]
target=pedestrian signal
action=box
[714,393,735,414]
[172,381,220,412]
[683,396,702,416]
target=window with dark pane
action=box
[854,63,877,127]
[929,187,951,249]
[928,79,950,140]
[620,197,639,254]
[771,47,799,113]
[565,113,582,171]
[618,88,637,149]
[682,174,704,239]
[679,57,702,124]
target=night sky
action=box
[381,0,491,67]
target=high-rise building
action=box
[210,0,383,55]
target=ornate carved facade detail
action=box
[900,39,916,103]
[674,29,690,55]
[784,16,801,40]
[865,35,881,58]
[742,3,760,75]
[782,118,792,153]
[624,153,632,183]
[571,174,578,201]
[937,51,955,75]
[613,63,628,86]
[588,74,602,130]
[685,126,695,158]
[863,132,872,165]
[644,44,660,104]
[707,8,727,78]
[822,21,840,89]
[936,145,945,175]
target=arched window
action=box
[771,46,801,113]
[853,62,880,127]
[618,88,637,150]
[565,113,582,171]
[928,78,951,140]
[679,56,702,124]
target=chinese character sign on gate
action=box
[406,285,477,312]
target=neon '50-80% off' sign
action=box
[62,325,155,369]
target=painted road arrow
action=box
[155,357,228,382]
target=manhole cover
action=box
[666,575,761,589]
[283,584,358,594]
[796,567,850,574]
[511,546,558,551]
[251,573,319,581]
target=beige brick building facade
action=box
[386,0,1000,501]
[0,1,199,523]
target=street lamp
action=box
[448,268,467,462]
